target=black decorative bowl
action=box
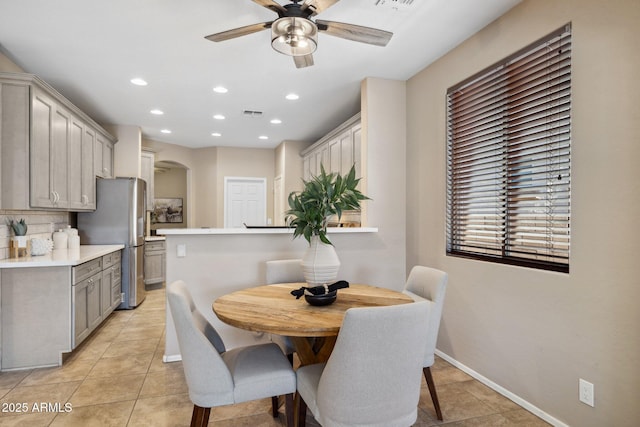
[305,291,337,306]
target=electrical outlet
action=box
[177,244,187,258]
[579,379,594,407]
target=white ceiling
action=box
[0,0,521,149]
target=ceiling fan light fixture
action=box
[271,17,317,57]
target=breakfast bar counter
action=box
[156,226,420,363]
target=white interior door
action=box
[224,177,267,228]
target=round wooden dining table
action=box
[212,283,415,366]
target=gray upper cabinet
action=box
[0,72,116,211]
[81,125,97,209]
[140,150,155,210]
[302,113,362,181]
[95,132,114,179]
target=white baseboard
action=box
[162,353,182,363]
[434,349,569,427]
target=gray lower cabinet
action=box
[72,250,122,348]
[73,271,102,345]
[101,251,122,317]
[0,249,122,371]
[144,240,166,285]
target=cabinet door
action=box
[102,137,114,178]
[30,88,55,208]
[95,133,114,178]
[329,138,341,174]
[140,151,154,210]
[101,266,114,318]
[68,116,84,210]
[144,251,166,285]
[51,106,70,208]
[30,91,70,209]
[81,127,96,209]
[314,150,322,175]
[73,280,89,347]
[94,132,104,177]
[339,129,354,176]
[352,123,362,180]
[111,265,122,310]
[87,272,102,331]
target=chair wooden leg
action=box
[423,366,443,420]
[296,391,307,427]
[284,393,294,427]
[190,405,211,427]
[271,396,279,417]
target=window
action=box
[446,24,571,272]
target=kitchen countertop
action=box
[0,245,125,269]
[156,227,378,236]
[145,236,166,241]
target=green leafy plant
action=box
[9,218,28,236]
[286,164,369,245]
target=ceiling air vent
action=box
[242,110,263,117]
[374,0,415,11]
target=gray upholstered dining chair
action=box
[403,265,448,420]
[296,300,431,427]
[167,280,296,427]
[265,259,304,362]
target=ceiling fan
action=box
[205,0,393,68]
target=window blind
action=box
[446,24,571,272]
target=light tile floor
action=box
[0,286,550,426]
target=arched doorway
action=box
[151,160,190,233]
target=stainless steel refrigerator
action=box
[78,177,147,309]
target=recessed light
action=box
[161,129,172,134]
[213,114,225,120]
[259,135,269,140]
[285,93,299,100]
[130,78,148,86]
[270,118,282,124]
[211,132,222,137]
[150,109,164,115]
[213,86,228,94]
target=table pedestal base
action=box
[291,336,337,366]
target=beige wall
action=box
[406,1,640,426]
[215,147,275,228]
[361,77,407,285]
[0,51,24,73]
[191,147,217,227]
[142,140,303,228]
[274,140,309,225]
[152,167,187,231]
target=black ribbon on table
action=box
[290,280,350,299]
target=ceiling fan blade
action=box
[205,22,273,42]
[300,0,340,17]
[294,54,314,68]
[252,0,287,15]
[316,20,392,47]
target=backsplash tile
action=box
[0,210,71,259]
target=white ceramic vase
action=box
[302,235,341,286]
